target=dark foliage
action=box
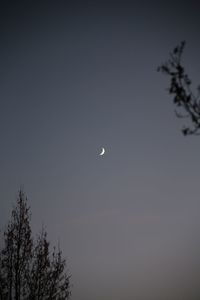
[158,41,200,135]
[0,190,71,300]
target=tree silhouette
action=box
[158,41,200,135]
[0,190,71,300]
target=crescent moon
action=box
[99,147,105,156]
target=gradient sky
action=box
[1,1,200,299]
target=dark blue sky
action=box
[1,1,200,299]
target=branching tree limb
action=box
[158,41,200,135]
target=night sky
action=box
[1,1,200,299]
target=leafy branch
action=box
[158,41,200,135]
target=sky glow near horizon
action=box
[1,1,200,299]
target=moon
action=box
[99,147,105,156]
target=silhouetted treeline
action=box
[0,190,71,300]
